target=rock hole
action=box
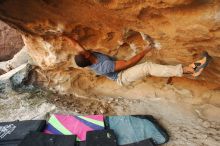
[94,0,112,4]
[42,0,58,6]
[138,7,163,20]
[105,32,115,41]
[123,29,161,50]
[73,25,100,43]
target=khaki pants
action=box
[117,62,183,86]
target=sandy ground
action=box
[0,80,219,146]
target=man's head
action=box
[74,51,93,67]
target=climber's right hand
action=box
[62,33,79,41]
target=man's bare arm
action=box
[63,35,86,52]
[114,46,152,72]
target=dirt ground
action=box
[0,80,219,146]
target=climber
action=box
[63,35,212,86]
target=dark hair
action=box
[74,54,92,67]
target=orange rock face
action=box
[0,0,219,90]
